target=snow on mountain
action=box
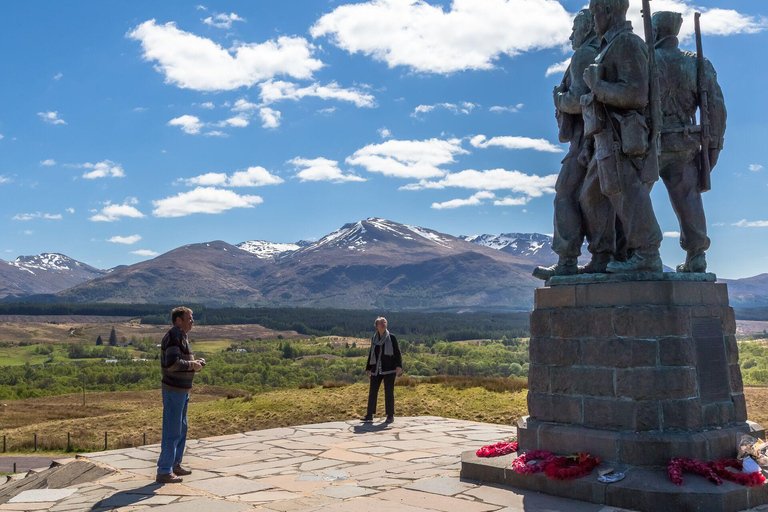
[460,233,555,259]
[236,240,301,259]
[12,253,82,274]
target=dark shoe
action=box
[676,253,706,273]
[361,416,373,423]
[385,416,394,423]
[606,252,663,273]
[532,257,578,281]
[156,473,183,484]
[173,465,192,476]
[579,253,612,274]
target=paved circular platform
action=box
[1,417,766,512]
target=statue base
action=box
[459,278,765,511]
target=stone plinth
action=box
[520,277,757,467]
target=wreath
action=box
[668,457,766,487]
[476,441,519,458]
[511,450,555,475]
[710,459,766,487]
[544,453,601,481]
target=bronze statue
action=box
[653,11,726,273]
[534,10,608,280]
[580,0,664,274]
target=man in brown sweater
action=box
[156,307,205,484]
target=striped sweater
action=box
[160,325,195,393]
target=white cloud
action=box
[411,102,477,118]
[81,160,125,179]
[0,134,3,140]
[733,219,768,228]
[347,138,468,179]
[402,168,557,198]
[664,231,681,238]
[431,191,496,210]
[494,196,530,206]
[470,134,563,153]
[545,58,570,78]
[127,20,323,91]
[53,72,63,80]
[131,249,159,257]
[153,187,263,217]
[66,208,75,214]
[168,115,203,134]
[232,98,258,112]
[750,164,764,172]
[186,167,283,187]
[199,101,215,109]
[12,212,62,221]
[37,111,66,125]
[311,0,573,74]
[107,234,142,245]
[219,116,248,128]
[489,103,524,113]
[202,12,245,29]
[258,80,376,108]
[259,108,281,129]
[626,1,766,42]
[196,5,207,11]
[0,175,10,184]
[317,107,337,115]
[289,157,366,183]
[23,230,33,235]
[40,159,56,167]
[90,198,145,222]
[133,107,148,112]
[378,127,392,139]
[203,130,227,137]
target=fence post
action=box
[34,433,37,452]
[104,431,107,450]
[3,435,5,453]
[143,433,146,446]
[67,432,71,452]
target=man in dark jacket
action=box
[362,317,402,423]
[156,307,205,484]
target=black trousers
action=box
[366,373,396,417]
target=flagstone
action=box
[356,477,411,487]
[316,484,378,499]
[187,475,274,496]
[404,476,476,496]
[236,490,302,503]
[0,503,58,511]
[143,497,253,511]
[349,446,398,455]
[319,449,376,463]
[261,474,332,492]
[10,489,77,503]
[376,489,499,512]
[383,451,436,462]
[260,494,336,512]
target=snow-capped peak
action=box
[236,240,300,259]
[460,233,554,257]
[11,253,77,273]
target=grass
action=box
[0,381,528,453]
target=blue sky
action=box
[1,0,766,278]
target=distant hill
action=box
[3,219,767,312]
[53,218,538,311]
[0,254,106,298]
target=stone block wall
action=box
[527,280,745,433]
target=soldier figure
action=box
[582,0,664,273]
[653,11,726,273]
[534,10,613,280]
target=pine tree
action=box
[96,335,103,346]
[109,327,118,346]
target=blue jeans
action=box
[157,388,189,475]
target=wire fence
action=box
[1,431,159,453]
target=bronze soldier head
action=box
[570,9,595,51]
[652,11,684,45]
[589,0,629,38]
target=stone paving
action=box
[2,416,765,512]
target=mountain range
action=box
[1,218,766,312]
